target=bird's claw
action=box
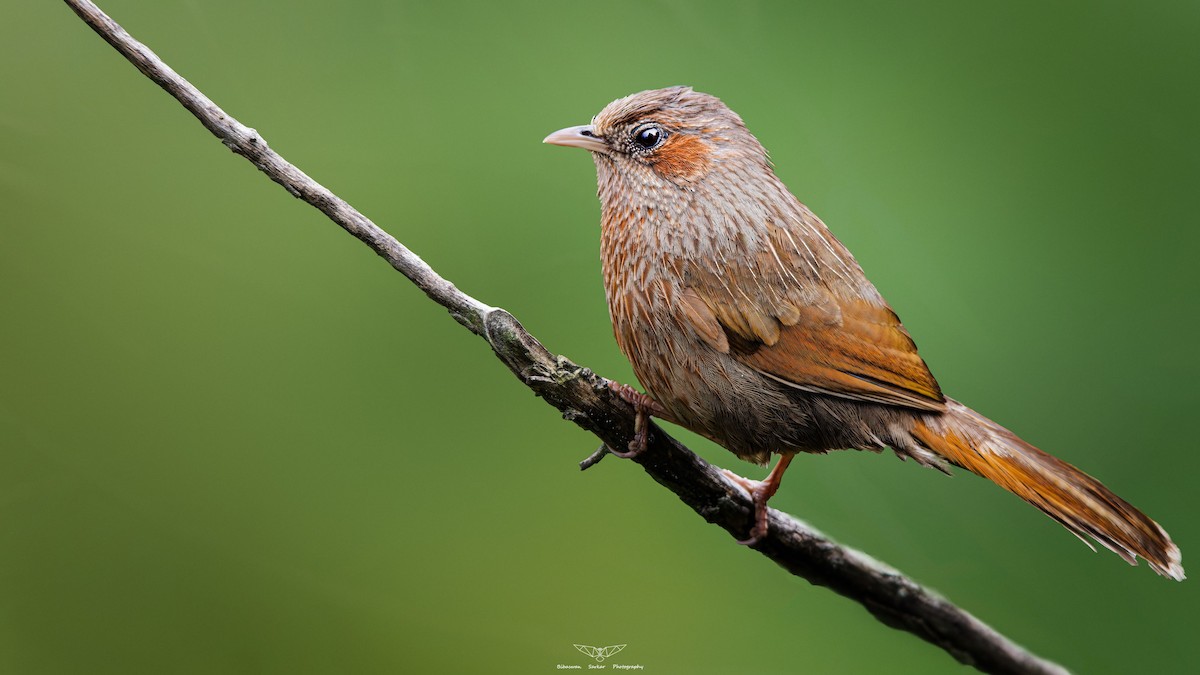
[721,469,771,545]
[608,423,648,458]
[606,381,663,458]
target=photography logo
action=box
[573,644,626,663]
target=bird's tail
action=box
[902,399,1183,580]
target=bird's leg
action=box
[606,381,670,458]
[721,453,795,546]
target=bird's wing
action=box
[678,209,945,412]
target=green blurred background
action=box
[3,1,1197,673]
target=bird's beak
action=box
[543,125,609,154]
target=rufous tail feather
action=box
[907,400,1183,580]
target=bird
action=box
[543,86,1183,580]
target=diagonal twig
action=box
[579,444,612,471]
[60,1,1068,673]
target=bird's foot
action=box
[720,454,794,546]
[720,470,773,545]
[607,381,669,418]
[606,381,667,458]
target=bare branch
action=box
[61,1,1067,673]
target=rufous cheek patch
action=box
[649,134,713,183]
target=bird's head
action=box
[544,86,769,190]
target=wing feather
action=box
[676,209,944,412]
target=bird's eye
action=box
[632,124,666,150]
